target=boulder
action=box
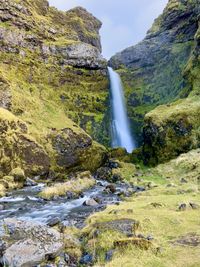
[0,108,50,178]
[83,198,98,207]
[47,217,61,227]
[49,128,107,173]
[9,168,25,183]
[24,178,38,187]
[0,219,63,267]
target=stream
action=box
[0,180,130,228]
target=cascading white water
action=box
[108,67,136,153]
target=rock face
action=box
[0,219,63,267]
[49,127,107,173]
[0,0,109,138]
[0,108,50,177]
[109,0,199,146]
[0,0,109,180]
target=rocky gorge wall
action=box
[110,0,200,164]
[0,0,109,180]
[109,0,199,146]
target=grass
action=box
[39,175,95,200]
[79,153,200,267]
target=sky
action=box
[48,0,168,59]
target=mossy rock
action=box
[142,96,200,164]
[9,168,25,183]
[0,108,50,177]
[48,127,108,174]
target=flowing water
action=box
[0,181,130,228]
[108,67,136,153]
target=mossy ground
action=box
[79,154,200,267]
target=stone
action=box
[83,198,98,207]
[0,205,4,211]
[24,178,37,187]
[180,178,188,184]
[146,235,154,241]
[50,128,107,173]
[80,253,93,265]
[178,203,187,211]
[189,202,199,210]
[0,219,63,267]
[173,233,200,247]
[96,219,140,236]
[47,217,61,227]
[0,239,6,257]
[105,250,115,262]
[95,167,112,181]
[105,184,116,194]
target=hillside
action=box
[0,0,110,181]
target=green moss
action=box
[9,168,25,183]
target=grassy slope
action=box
[81,150,200,266]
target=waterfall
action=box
[108,67,136,153]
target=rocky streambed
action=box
[0,178,143,266]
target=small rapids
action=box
[0,181,130,228]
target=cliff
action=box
[109,0,199,146]
[0,0,109,180]
[110,0,200,164]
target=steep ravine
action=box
[109,0,199,153]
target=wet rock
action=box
[189,202,199,210]
[107,160,119,169]
[0,205,4,211]
[95,167,112,181]
[66,191,76,200]
[0,239,6,257]
[25,178,37,187]
[83,198,98,207]
[47,217,61,227]
[80,253,93,265]
[105,184,116,194]
[112,173,123,183]
[0,219,63,267]
[178,203,187,211]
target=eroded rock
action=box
[0,219,64,267]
